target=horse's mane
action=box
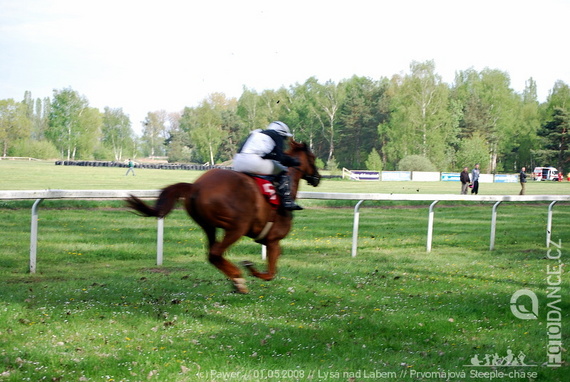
[287,140,309,155]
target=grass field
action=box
[1,160,570,195]
[0,161,569,381]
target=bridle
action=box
[290,160,320,187]
[287,141,321,187]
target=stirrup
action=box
[283,200,303,210]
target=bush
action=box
[93,145,115,161]
[397,155,437,171]
[9,139,60,159]
[365,149,383,171]
[326,156,340,175]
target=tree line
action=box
[1,60,568,173]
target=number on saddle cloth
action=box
[250,175,280,208]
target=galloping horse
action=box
[126,140,321,293]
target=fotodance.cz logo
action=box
[510,239,564,368]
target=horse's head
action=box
[288,140,321,187]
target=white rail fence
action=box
[0,190,568,273]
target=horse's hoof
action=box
[240,261,254,268]
[232,278,249,294]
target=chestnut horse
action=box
[126,140,321,293]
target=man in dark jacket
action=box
[233,121,302,210]
[519,167,527,195]
[460,167,470,194]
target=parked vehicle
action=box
[532,167,559,181]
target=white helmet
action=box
[268,121,292,137]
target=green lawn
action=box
[0,161,568,381]
[1,160,570,195]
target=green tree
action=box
[453,68,519,172]
[185,93,235,165]
[164,111,192,163]
[337,76,390,169]
[192,102,222,165]
[365,149,383,171]
[32,97,49,140]
[166,126,192,163]
[384,61,456,170]
[46,88,93,160]
[541,80,570,118]
[217,108,246,163]
[141,110,168,157]
[237,87,265,131]
[22,91,34,120]
[75,107,102,159]
[505,78,540,170]
[535,81,570,172]
[536,107,570,172]
[455,133,489,172]
[0,99,31,157]
[287,79,322,153]
[260,88,289,122]
[102,107,134,160]
[34,97,51,141]
[300,78,346,164]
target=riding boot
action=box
[276,173,303,210]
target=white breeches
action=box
[233,153,285,175]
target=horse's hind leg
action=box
[207,229,249,293]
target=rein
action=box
[291,165,319,185]
[286,142,320,186]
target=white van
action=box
[532,167,559,181]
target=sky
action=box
[1,0,569,134]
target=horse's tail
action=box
[126,182,193,218]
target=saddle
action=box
[247,174,280,209]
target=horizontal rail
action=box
[0,190,160,200]
[1,189,570,202]
[298,192,570,202]
[0,190,567,273]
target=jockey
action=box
[233,121,303,210]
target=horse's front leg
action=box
[242,241,281,281]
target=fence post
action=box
[546,201,557,247]
[426,200,439,252]
[30,198,44,273]
[351,200,365,257]
[490,201,502,251]
[157,218,164,265]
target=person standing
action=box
[125,159,136,176]
[460,167,470,194]
[519,166,527,195]
[471,164,480,195]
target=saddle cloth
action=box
[252,176,280,208]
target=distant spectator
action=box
[471,164,480,195]
[519,167,527,195]
[460,167,470,194]
[125,159,136,176]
